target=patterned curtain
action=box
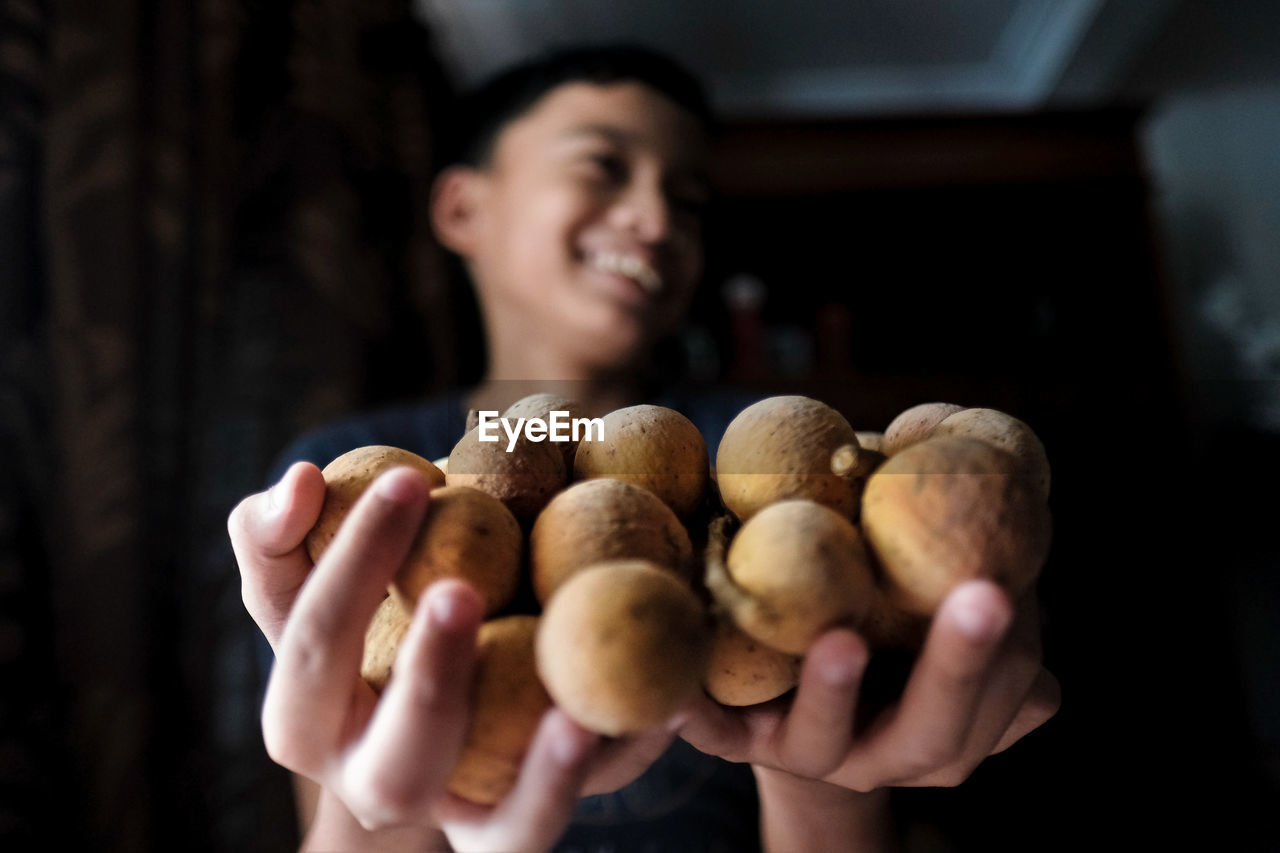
[1,1,457,850]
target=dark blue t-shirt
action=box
[263,384,768,852]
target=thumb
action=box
[230,460,326,646]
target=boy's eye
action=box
[580,152,627,182]
[667,181,711,220]
[671,191,709,219]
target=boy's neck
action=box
[468,324,667,417]
[466,372,650,420]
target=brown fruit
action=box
[391,485,523,617]
[502,392,584,469]
[930,407,1052,500]
[528,478,694,604]
[861,434,1052,616]
[535,560,710,736]
[446,615,552,806]
[858,585,929,651]
[880,402,966,456]
[446,426,568,522]
[702,614,802,706]
[305,445,446,564]
[713,499,876,655]
[715,395,860,522]
[572,404,709,519]
[360,594,413,694]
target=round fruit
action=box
[930,407,1052,500]
[446,426,568,522]
[880,402,966,456]
[446,615,552,806]
[528,478,693,604]
[715,498,876,655]
[305,445,446,564]
[715,395,861,522]
[702,615,802,706]
[572,404,709,519]
[535,560,709,736]
[861,434,1051,615]
[390,485,524,617]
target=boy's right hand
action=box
[227,462,675,853]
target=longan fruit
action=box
[536,560,709,736]
[572,404,709,519]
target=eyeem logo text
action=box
[477,410,605,452]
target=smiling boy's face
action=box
[433,81,711,379]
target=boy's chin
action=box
[571,329,657,376]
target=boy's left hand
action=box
[678,579,1060,790]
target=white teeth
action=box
[589,251,662,294]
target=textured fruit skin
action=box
[390,485,524,617]
[528,478,693,604]
[446,616,552,806]
[501,392,583,469]
[572,404,710,519]
[446,426,568,522]
[360,595,414,694]
[715,395,859,522]
[722,498,876,655]
[305,445,446,564]
[535,560,709,737]
[861,435,1052,616]
[702,615,801,706]
[930,407,1052,500]
[880,402,966,457]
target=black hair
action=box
[442,43,715,168]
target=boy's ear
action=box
[430,165,486,255]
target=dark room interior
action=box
[2,1,1277,851]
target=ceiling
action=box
[411,0,1280,119]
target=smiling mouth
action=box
[586,251,663,295]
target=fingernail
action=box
[948,582,1010,640]
[266,475,288,515]
[426,581,481,632]
[266,483,282,513]
[813,631,866,686]
[426,584,461,628]
[818,655,862,687]
[373,467,427,503]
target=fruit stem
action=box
[703,513,778,625]
[830,443,885,480]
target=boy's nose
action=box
[610,180,673,244]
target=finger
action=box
[342,580,485,828]
[905,589,1048,786]
[440,709,598,853]
[230,461,326,645]
[773,628,868,778]
[850,580,1012,785]
[263,467,432,771]
[991,667,1061,754]
[675,692,758,765]
[581,713,684,795]
[490,709,597,851]
[938,587,1050,764]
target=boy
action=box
[229,45,1058,852]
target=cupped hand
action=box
[679,579,1060,792]
[229,462,682,852]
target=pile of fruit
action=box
[305,393,1053,805]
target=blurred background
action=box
[2,0,1277,850]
